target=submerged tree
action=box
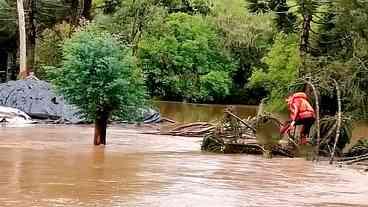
[49,29,146,145]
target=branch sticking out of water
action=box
[330,79,342,164]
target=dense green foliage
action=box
[48,29,146,121]
[35,22,74,78]
[213,12,275,103]
[249,33,300,111]
[138,13,235,102]
[0,0,84,37]
[1,0,368,119]
[246,0,296,33]
[0,0,17,42]
[246,0,368,118]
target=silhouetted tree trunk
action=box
[17,0,27,79]
[69,0,83,25]
[82,0,92,20]
[94,110,109,145]
[299,0,312,76]
[25,0,36,75]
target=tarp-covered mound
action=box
[0,79,161,124]
[0,79,82,123]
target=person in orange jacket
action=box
[280,92,316,145]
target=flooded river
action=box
[1,102,368,207]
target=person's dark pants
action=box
[295,117,315,144]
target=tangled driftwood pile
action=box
[147,102,362,162]
[149,108,295,157]
[200,109,294,157]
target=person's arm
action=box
[289,102,299,127]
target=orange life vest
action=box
[287,92,315,121]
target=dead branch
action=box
[160,117,176,123]
[303,79,321,160]
[344,155,368,165]
[169,122,213,132]
[330,79,342,164]
[224,109,256,133]
[338,153,368,162]
[320,122,337,145]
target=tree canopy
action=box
[2,0,368,119]
[137,13,235,102]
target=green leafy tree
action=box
[138,13,236,102]
[304,0,368,118]
[94,0,167,53]
[213,12,275,103]
[161,0,213,15]
[49,29,146,145]
[246,0,296,34]
[249,33,300,111]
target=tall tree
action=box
[17,0,27,78]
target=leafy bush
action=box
[49,29,146,144]
[200,71,232,102]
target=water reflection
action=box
[154,101,257,123]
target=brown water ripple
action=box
[0,125,367,207]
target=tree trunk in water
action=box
[94,111,109,145]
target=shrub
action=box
[49,29,146,145]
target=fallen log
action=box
[338,153,368,162]
[344,155,368,165]
[160,117,176,123]
[144,122,216,137]
[169,122,213,132]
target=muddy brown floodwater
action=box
[0,101,368,207]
